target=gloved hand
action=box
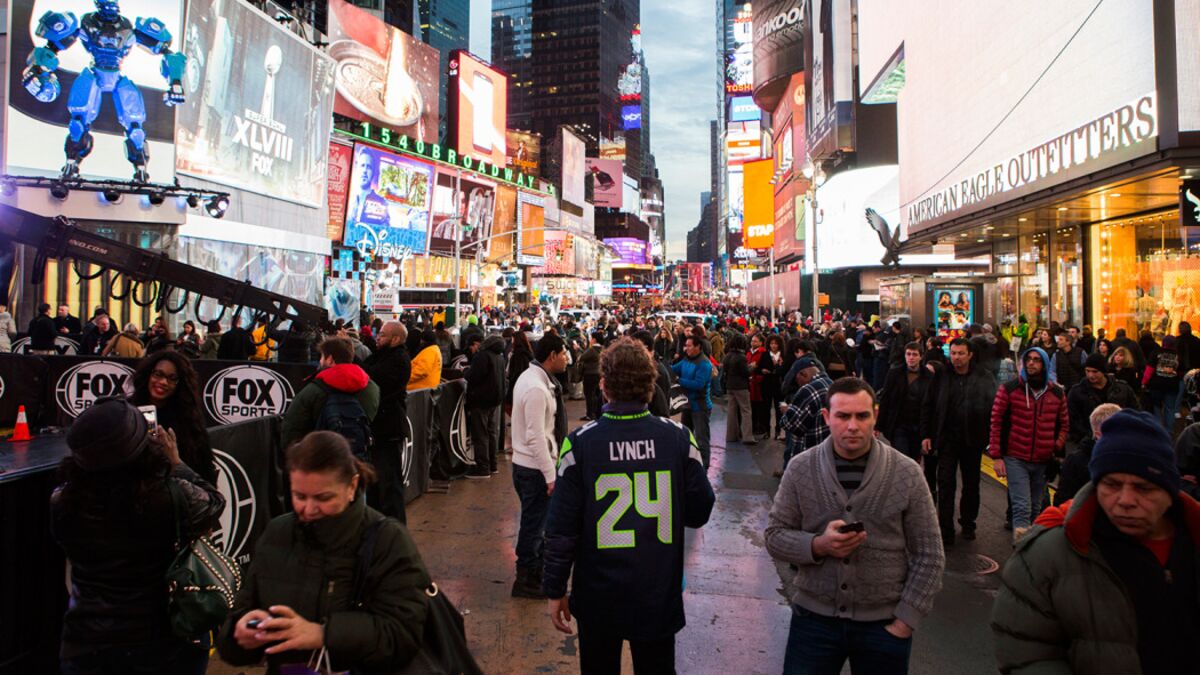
[161,52,187,106]
[22,64,60,102]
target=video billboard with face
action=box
[341,144,433,259]
[428,169,496,255]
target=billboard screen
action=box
[328,0,440,144]
[327,142,354,241]
[604,237,649,268]
[428,169,496,255]
[6,0,183,180]
[726,165,744,231]
[621,104,643,130]
[600,134,627,160]
[506,130,541,176]
[561,128,586,208]
[517,192,546,266]
[176,0,335,206]
[743,159,775,249]
[752,0,804,111]
[448,50,508,167]
[341,144,433,259]
[725,6,754,95]
[535,231,574,275]
[586,158,623,209]
[727,121,762,164]
[729,95,760,123]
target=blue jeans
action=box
[512,464,550,570]
[1151,386,1181,432]
[1003,457,1049,530]
[61,637,208,675]
[783,606,912,675]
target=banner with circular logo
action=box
[203,365,296,425]
[54,361,136,419]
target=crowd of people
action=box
[33,297,1200,674]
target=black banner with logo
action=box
[191,360,316,428]
[208,416,286,567]
[404,389,432,502]
[41,356,141,427]
[429,379,472,480]
[0,354,48,428]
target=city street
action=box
[211,396,1013,675]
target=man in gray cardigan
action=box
[765,377,945,673]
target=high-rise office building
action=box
[418,0,470,140]
[529,0,644,181]
[492,0,535,131]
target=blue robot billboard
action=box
[13,0,186,183]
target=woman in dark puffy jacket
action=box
[218,431,430,674]
[52,399,225,675]
[722,333,754,444]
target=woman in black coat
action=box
[53,399,225,675]
[506,330,535,408]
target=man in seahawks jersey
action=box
[542,337,716,674]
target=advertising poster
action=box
[561,128,586,208]
[325,277,362,325]
[535,231,574,276]
[448,50,508,167]
[600,134,627,161]
[743,159,775,249]
[179,236,325,324]
[725,5,754,95]
[490,185,517,262]
[342,144,433,259]
[506,131,541,176]
[6,0,184,180]
[604,237,649,268]
[176,0,334,206]
[327,0,440,144]
[933,288,975,339]
[327,142,354,241]
[726,165,744,231]
[729,95,759,123]
[621,104,643,130]
[585,158,623,209]
[727,121,762,164]
[752,0,805,109]
[428,170,497,255]
[517,192,546,266]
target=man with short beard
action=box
[362,321,411,522]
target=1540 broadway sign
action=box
[907,93,1157,230]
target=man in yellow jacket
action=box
[408,328,443,391]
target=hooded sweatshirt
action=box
[988,347,1068,463]
[281,363,381,448]
[465,336,507,409]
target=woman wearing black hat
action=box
[52,398,226,674]
[129,351,217,484]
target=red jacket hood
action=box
[1035,486,1200,554]
[316,363,370,393]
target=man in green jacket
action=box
[282,337,381,448]
[992,409,1200,674]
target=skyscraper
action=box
[493,0,535,131]
[418,0,470,140]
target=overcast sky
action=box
[471,1,716,261]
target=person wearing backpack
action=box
[282,337,380,452]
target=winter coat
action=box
[987,377,1068,464]
[28,313,56,350]
[1053,437,1093,506]
[464,336,507,409]
[721,351,750,391]
[506,345,534,405]
[407,345,442,391]
[282,363,381,448]
[1052,346,1087,391]
[878,364,932,440]
[577,344,602,378]
[362,344,411,441]
[0,311,16,351]
[80,324,117,356]
[1065,375,1141,442]
[992,483,1200,675]
[102,333,145,359]
[51,463,225,658]
[747,347,767,401]
[198,333,221,359]
[709,331,726,362]
[217,326,254,360]
[920,363,997,452]
[217,496,431,674]
[671,354,712,411]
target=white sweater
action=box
[511,363,558,483]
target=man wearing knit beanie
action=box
[1065,351,1141,444]
[992,409,1200,674]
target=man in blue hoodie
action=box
[671,335,713,468]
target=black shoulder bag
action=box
[354,520,484,675]
[165,480,243,638]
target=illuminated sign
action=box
[586,158,623,209]
[621,105,643,130]
[336,121,550,194]
[506,130,541,176]
[517,192,546,266]
[447,50,508,168]
[618,27,643,101]
[729,95,759,123]
[725,8,754,94]
[342,143,433,259]
[604,237,650,268]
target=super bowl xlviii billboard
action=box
[6,0,185,181]
[175,0,336,207]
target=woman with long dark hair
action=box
[506,330,535,408]
[53,399,224,674]
[747,333,769,438]
[764,334,786,439]
[129,350,217,484]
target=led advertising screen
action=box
[600,134,627,161]
[176,0,335,206]
[506,130,541,176]
[743,159,775,249]
[726,165,744,231]
[517,192,546,266]
[725,6,754,95]
[621,104,643,130]
[586,158,623,209]
[561,128,586,208]
[448,50,508,167]
[490,184,517,262]
[727,121,762,164]
[535,231,574,276]
[428,169,496,255]
[328,0,440,144]
[729,95,760,123]
[6,0,184,180]
[604,237,650,268]
[342,144,433,259]
[327,142,354,241]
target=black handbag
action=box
[355,521,484,675]
[165,480,242,639]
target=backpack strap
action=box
[352,519,387,608]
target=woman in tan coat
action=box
[102,323,146,358]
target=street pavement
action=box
[210,396,1013,674]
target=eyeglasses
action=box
[150,370,179,385]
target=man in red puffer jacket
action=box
[988,346,1068,543]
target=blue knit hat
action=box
[1089,409,1181,495]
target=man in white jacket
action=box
[511,333,569,599]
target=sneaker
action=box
[962,526,977,541]
[466,468,491,479]
[511,568,546,599]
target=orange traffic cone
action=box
[10,405,31,442]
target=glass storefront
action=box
[1090,209,1200,339]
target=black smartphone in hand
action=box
[837,522,865,534]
